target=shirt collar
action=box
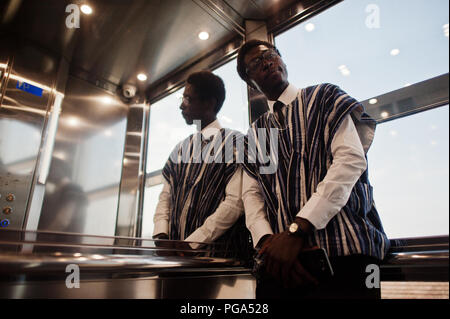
[200,119,222,139]
[267,83,298,113]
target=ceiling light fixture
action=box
[390,49,400,56]
[305,23,315,32]
[198,31,209,40]
[338,65,350,76]
[443,24,449,37]
[137,73,148,81]
[80,4,93,15]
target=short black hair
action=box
[186,71,226,114]
[236,39,281,85]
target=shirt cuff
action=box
[297,193,339,230]
[153,220,169,237]
[185,229,209,249]
[185,228,208,243]
[249,220,273,248]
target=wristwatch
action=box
[288,221,307,237]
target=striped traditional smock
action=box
[242,83,390,259]
[161,125,251,258]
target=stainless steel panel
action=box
[0,277,161,299]
[225,0,299,19]
[38,76,128,236]
[25,58,70,232]
[361,73,449,123]
[193,0,245,36]
[146,37,243,103]
[161,274,255,299]
[116,101,149,238]
[1,231,447,298]
[0,229,255,298]
[268,0,341,35]
[0,46,57,230]
[70,0,236,88]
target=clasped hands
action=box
[258,231,319,289]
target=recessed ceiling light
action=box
[338,65,350,76]
[381,111,389,118]
[390,49,400,56]
[137,73,147,81]
[369,98,378,105]
[305,23,315,32]
[198,31,209,40]
[80,5,93,15]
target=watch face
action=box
[289,223,298,233]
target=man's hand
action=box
[175,241,196,257]
[153,233,176,256]
[153,233,169,240]
[259,225,319,288]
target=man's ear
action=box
[205,97,218,114]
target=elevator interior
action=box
[0,0,448,298]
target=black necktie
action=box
[273,101,286,127]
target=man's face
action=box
[244,45,288,98]
[180,83,207,125]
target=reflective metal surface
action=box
[0,44,56,229]
[0,230,448,298]
[0,252,244,275]
[1,0,314,238]
[0,229,255,299]
[37,76,128,236]
[381,236,449,282]
[116,101,149,238]
[362,73,449,123]
[268,0,340,35]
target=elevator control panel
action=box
[0,171,30,229]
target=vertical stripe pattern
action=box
[162,128,250,258]
[242,83,390,259]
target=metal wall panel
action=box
[37,76,128,236]
[115,101,149,238]
[0,45,56,230]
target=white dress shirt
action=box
[153,119,244,248]
[243,84,367,247]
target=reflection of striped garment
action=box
[243,83,390,259]
[163,128,244,242]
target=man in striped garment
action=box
[236,40,390,298]
[153,71,250,260]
